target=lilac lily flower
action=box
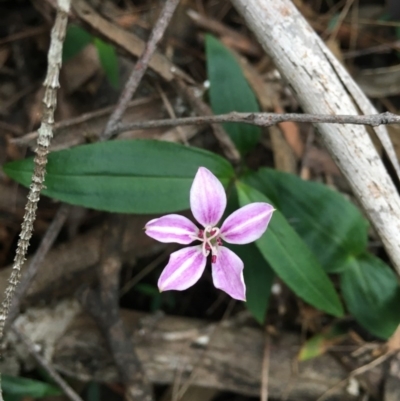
[145,167,274,301]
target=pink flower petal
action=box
[220,203,274,244]
[158,246,206,292]
[212,247,246,301]
[190,167,227,227]
[145,214,198,244]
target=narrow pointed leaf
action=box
[206,34,261,155]
[236,181,343,317]
[3,140,234,214]
[228,243,274,323]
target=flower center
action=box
[197,226,222,263]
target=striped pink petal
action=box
[145,214,198,244]
[158,246,206,292]
[190,167,227,227]
[220,203,274,244]
[212,247,245,301]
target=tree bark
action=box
[231,0,400,275]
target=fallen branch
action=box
[50,308,362,401]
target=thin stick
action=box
[112,110,400,134]
[0,0,71,345]
[5,204,70,331]
[102,0,181,139]
[11,325,84,401]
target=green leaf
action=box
[236,181,343,317]
[94,38,119,88]
[341,254,400,339]
[230,243,274,324]
[298,324,347,361]
[244,168,368,272]
[63,24,93,62]
[2,375,61,398]
[206,34,261,155]
[3,140,234,214]
[224,190,274,323]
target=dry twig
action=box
[112,110,400,134]
[5,204,70,331]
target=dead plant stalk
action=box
[0,0,71,349]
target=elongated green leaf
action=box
[230,243,274,323]
[2,375,61,398]
[206,34,261,155]
[244,168,368,272]
[63,24,93,62]
[341,254,400,339]
[94,38,119,88]
[224,190,274,323]
[236,181,343,317]
[3,140,234,214]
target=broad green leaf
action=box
[63,24,93,62]
[341,254,400,339]
[244,168,368,272]
[1,375,61,398]
[298,324,347,361]
[230,243,274,324]
[94,38,119,88]
[236,181,343,317]
[206,34,261,155]
[3,140,234,214]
